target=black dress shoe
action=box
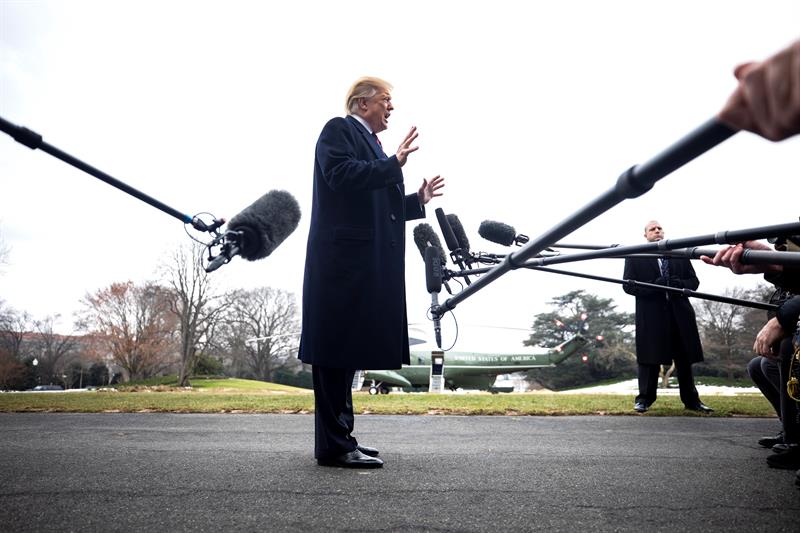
[767,444,800,470]
[317,449,384,469]
[633,401,648,413]
[685,402,714,413]
[357,444,379,457]
[758,432,785,448]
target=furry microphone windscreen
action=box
[227,190,301,260]
[478,220,517,247]
[413,223,447,264]
[446,213,470,253]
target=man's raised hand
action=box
[396,126,419,167]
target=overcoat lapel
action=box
[346,115,387,160]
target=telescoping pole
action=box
[0,115,195,226]
[435,118,737,317]
[521,223,800,268]
[450,264,778,312]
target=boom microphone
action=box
[206,190,301,272]
[479,220,529,247]
[413,223,447,264]
[425,246,443,294]
[446,213,470,254]
[436,207,471,284]
[227,190,301,260]
[424,246,443,348]
[435,207,460,253]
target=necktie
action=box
[660,257,670,279]
[373,133,382,148]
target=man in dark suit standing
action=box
[623,220,713,414]
[299,77,444,468]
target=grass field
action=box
[0,378,776,417]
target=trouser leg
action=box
[747,356,782,418]
[312,365,357,459]
[674,356,700,407]
[636,364,660,405]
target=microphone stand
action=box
[517,222,800,268]
[549,243,619,250]
[475,244,800,268]
[433,118,737,319]
[0,115,220,233]
[542,242,800,268]
[449,263,778,312]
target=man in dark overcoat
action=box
[299,77,444,468]
[623,220,712,413]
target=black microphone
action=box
[413,223,452,294]
[435,207,460,253]
[436,207,471,284]
[413,223,447,264]
[478,220,529,247]
[446,213,470,255]
[424,245,443,348]
[206,190,301,272]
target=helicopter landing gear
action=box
[368,381,390,395]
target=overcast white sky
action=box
[1,1,799,351]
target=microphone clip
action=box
[204,229,245,272]
[429,303,446,321]
[191,215,226,234]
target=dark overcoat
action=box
[298,115,425,370]
[622,256,704,365]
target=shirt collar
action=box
[350,113,373,134]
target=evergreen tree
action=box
[525,290,635,390]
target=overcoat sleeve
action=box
[777,296,800,332]
[404,194,425,222]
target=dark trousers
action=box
[777,338,800,444]
[312,365,358,459]
[636,357,700,407]
[747,355,782,418]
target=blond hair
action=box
[345,77,393,114]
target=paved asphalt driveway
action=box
[1,413,798,532]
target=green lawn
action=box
[0,376,774,417]
[115,377,306,393]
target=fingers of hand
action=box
[402,129,419,147]
[740,64,776,139]
[718,88,755,132]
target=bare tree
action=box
[0,304,32,362]
[76,281,177,381]
[220,287,299,381]
[0,304,32,390]
[0,351,27,390]
[695,286,769,379]
[30,315,78,387]
[161,242,228,387]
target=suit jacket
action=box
[622,256,704,365]
[298,115,425,369]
